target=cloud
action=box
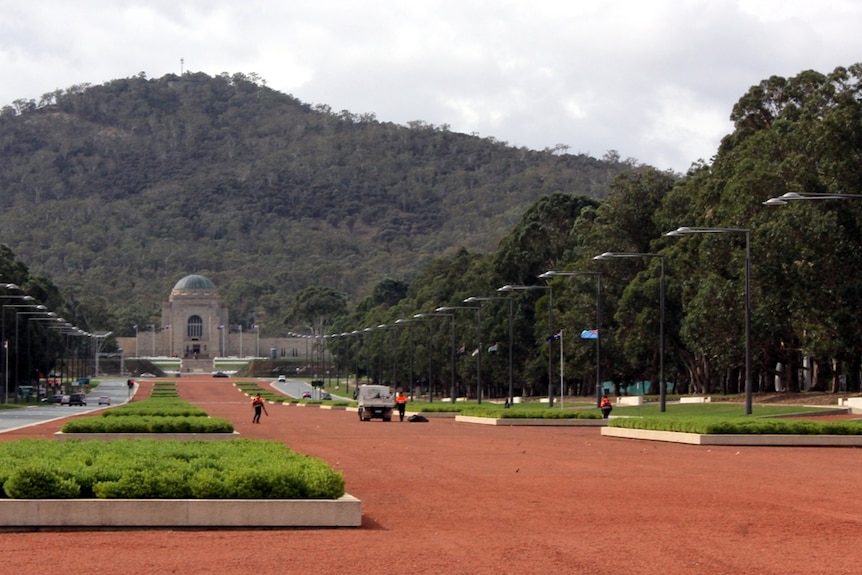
[1,0,861,173]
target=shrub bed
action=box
[459,406,602,419]
[0,439,345,499]
[60,396,233,433]
[609,416,862,435]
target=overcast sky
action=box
[2,1,860,173]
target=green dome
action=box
[172,274,217,291]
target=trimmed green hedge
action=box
[62,415,233,433]
[609,416,862,435]
[60,396,233,433]
[0,439,345,499]
[459,406,602,419]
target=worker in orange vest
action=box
[252,393,268,423]
[395,390,409,421]
[600,394,613,419]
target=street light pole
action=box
[538,271,603,407]
[437,306,482,403]
[592,252,666,411]
[15,306,47,392]
[465,296,515,406]
[417,312,456,402]
[498,284,555,407]
[394,320,419,401]
[666,226,752,415]
[411,315,435,403]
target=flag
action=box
[546,331,562,342]
[487,343,499,353]
[131,324,137,330]
[580,329,599,339]
[471,348,479,357]
[456,344,466,355]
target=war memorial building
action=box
[116,274,306,373]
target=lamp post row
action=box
[1,283,93,404]
[313,190,860,410]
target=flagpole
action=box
[559,329,564,408]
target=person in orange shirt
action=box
[600,394,613,419]
[252,393,268,423]
[395,390,409,422]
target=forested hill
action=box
[0,71,631,330]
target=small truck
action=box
[356,384,395,422]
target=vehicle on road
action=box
[212,371,229,378]
[98,396,111,405]
[302,391,312,399]
[320,392,332,400]
[277,375,286,382]
[41,394,64,404]
[139,372,156,378]
[62,393,87,406]
[356,384,395,421]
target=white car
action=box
[277,375,286,382]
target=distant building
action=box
[162,274,228,359]
[116,274,310,370]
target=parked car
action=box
[139,372,156,378]
[98,395,111,405]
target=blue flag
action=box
[580,329,599,339]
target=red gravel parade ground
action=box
[2,376,861,575]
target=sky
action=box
[1,0,861,173]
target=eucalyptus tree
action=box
[659,64,862,395]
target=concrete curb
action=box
[456,415,606,426]
[601,426,862,446]
[0,494,362,529]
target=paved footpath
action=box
[2,375,861,575]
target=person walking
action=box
[252,393,268,423]
[600,394,613,419]
[395,390,408,422]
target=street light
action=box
[410,315,436,403]
[437,305,482,403]
[2,297,37,403]
[763,191,862,206]
[666,226,752,415]
[593,252,666,411]
[465,296,515,407]
[15,305,47,393]
[394,320,419,400]
[498,284,555,407]
[538,271,603,407]
[416,312,456,403]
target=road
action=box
[0,378,134,433]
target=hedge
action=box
[608,416,862,435]
[0,439,345,499]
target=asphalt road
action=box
[0,378,134,433]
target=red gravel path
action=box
[2,376,860,575]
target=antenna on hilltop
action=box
[180,58,184,75]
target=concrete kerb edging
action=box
[601,426,862,446]
[0,495,362,529]
[456,415,606,426]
